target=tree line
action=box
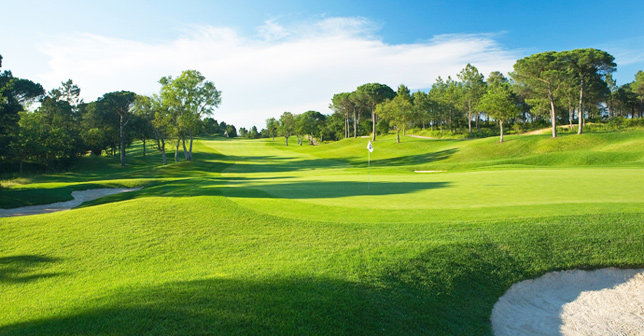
[0,58,230,173]
[2,48,644,173]
[270,48,644,145]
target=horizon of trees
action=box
[318,49,641,144]
[273,48,642,145]
[0,60,234,173]
[2,48,644,174]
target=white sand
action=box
[492,268,644,336]
[0,188,141,217]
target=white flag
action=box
[367,140,373,153]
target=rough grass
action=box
[1,130,644,335]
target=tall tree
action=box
[511,51,566,137]
[412,90,432,130]
[97,91,137,166]
[375,93,413,143]
[279,112,295,146]
[479,82,521,142]
[457,64,486,136]
[49,79,83,109]
[132,95,173,165]
[428,76,449,134]
[487,71,509,86]
[348,91,369,138]
[562,49,616,134]
[605,73,618,118]
[130,113,156,157]
[443,77,463,132]
[265,117,279,140]
[159,70,221,161]
[330,92,355,139]
[202,117,221,135]
[80,101,113,156]
[225,125,237,138]
[396,84,414,136]
[15,110,46,173]
[31,96,85,164]
[632,70,644,117]
[299,110,326,144]
[354,83,395,142]
[1,71,44,164]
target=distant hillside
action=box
[271,130,644,171]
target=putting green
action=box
[205,138,644,223]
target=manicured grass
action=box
[1,131,644,335]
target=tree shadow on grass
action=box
[0,255,64,284]
[81,179,450,207]
[375,241,526,335]
[217,181,450,199]
[0,241,524,336]
[31,149,231,184]
[225,156,349,173]
[0,277,429,336]
[368,149,457,167]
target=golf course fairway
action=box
[1,131,644,335]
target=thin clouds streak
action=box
[40,17,519,129]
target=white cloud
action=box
[258,19,290,41]
[39,17,520,129]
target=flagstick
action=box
[368,151,370,191]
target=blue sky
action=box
[2,0,643,128]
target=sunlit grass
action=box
[1,130,644,335]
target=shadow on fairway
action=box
[0,241,523,335]
[218,181,450,199]
[377,241,526,335]
[30,149,231,183]
[0,255,64,284]
[222,155,349,173]
[369,149,457,167]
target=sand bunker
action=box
[0,188,141,217]
[492,268,644,336]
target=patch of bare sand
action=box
[492,268,644,336]
[0,188,141,217]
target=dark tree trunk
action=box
[468,100,473,136]
[142,138,146,157]
[120,114,126,166]
[285,136,289,146]
[188,132,194,161]
[353,110,358,138]
[175,139,180,162]
[345,113,349,138]
[578,77,584,135]
[371,109,377,142]
[182,137,189,160]
[548,84,557,138]
[396,129,400,143]
[160,139,167,165]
